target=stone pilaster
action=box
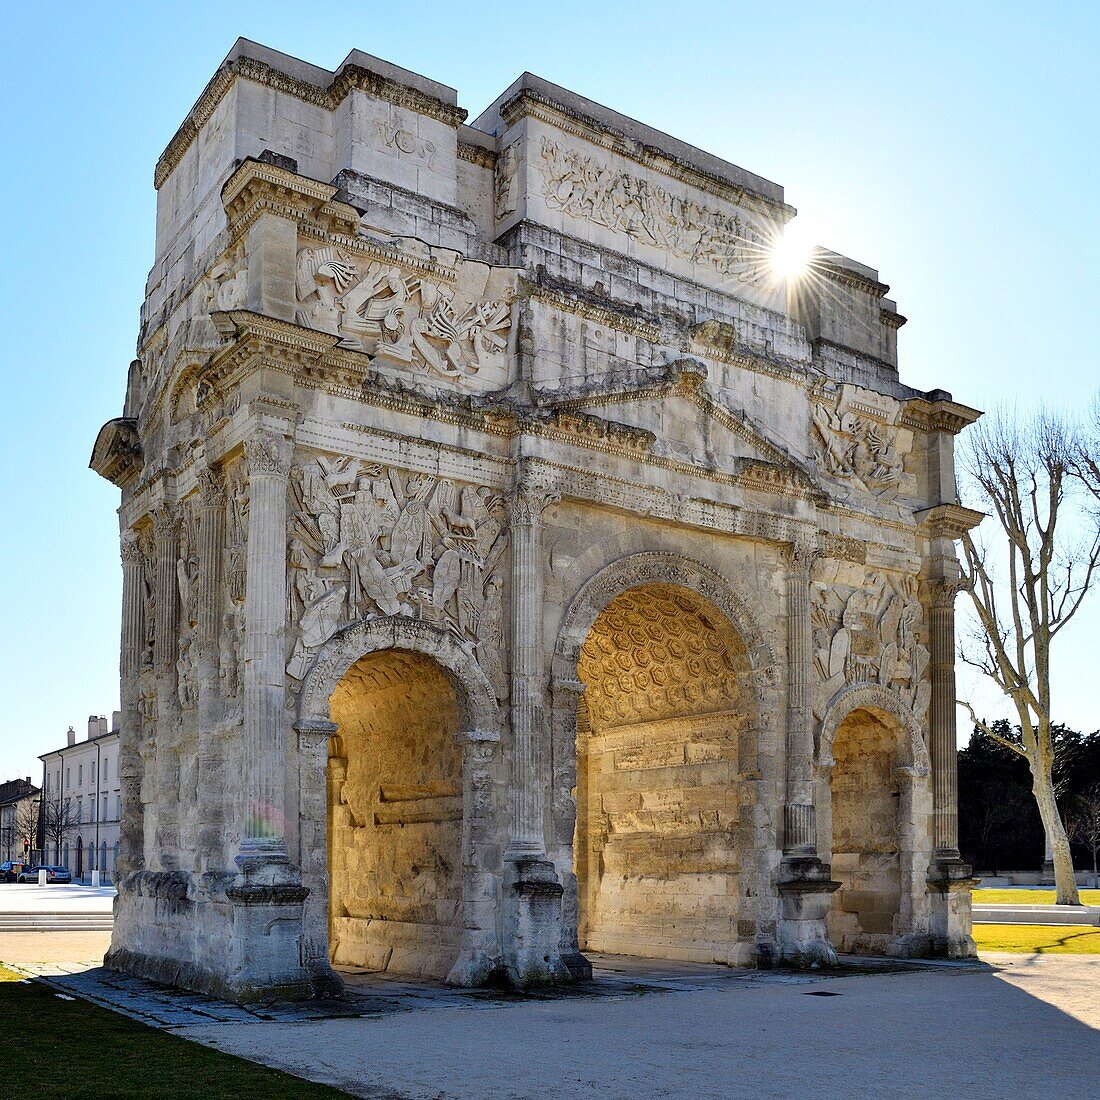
[505,475,559,860]
[927,579,961,859]
[502,469,569,986]
[151,506,180,676]
[777,541,839,966]
[196,468,226,654]
[196,466,227,869]
[924,577,978,957]
[782,543,819,856]
[237,432,294,878]
[150,505,181,868]
[117,533,145,877]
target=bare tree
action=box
[1066,785,1100,888]
[14,800,40,861]
[958,408,1100,905]
[40,795,78,866]
[0,823,14,860]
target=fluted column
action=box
[196,466,227,869]
[196,467,225,654]
[783,543,820,856]
[118,533,145,876]
[237,432,293,873]
[505,475,559,860]
[151,506,180,676]
[928,579,961,859]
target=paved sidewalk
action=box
[8,952,1098,1099]
[0,883,115,912]
[0,930,110,965]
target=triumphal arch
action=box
[91,40,981,1001]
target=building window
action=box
[75,800,82,824]
[101,842,107,875]
[78,765,83,787]
[103,758,109,782]
[115,795,121,820]
[102,795,108,821]
[65,768,70,789]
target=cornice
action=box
[156,56,468,190]
[529,283,662,342]
[498,89,794,223]
[221,159,361,242]
[89,418,143,489]
[458,141,496,169]
[880,307,907,330]
[914,503,985,539]
[901,396,982,435]
[816,257,890,299]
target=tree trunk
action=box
[1031,764,1080,905]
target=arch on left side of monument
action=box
[295,616,504,988]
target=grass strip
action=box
[0,966,352,1099]
[973,924,1100,954]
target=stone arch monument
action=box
[92,39,982,1001]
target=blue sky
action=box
[1,3,1097,783]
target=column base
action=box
[777,856,841,968]
[502,858,572,988]
[927,855,979,959]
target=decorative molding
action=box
[244,433,293,478]
[156,57,467,189]
[538,136,775,283]
[296,615,500,733]
[458,141,496,170]
[498,89,793,222]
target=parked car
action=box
[0,861,33,883]
[16,865,71,884]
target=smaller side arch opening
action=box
[826,706,902,954]
[327,648,464,980]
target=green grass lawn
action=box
[0,967,351,1099]
[973,924,1100,954]
[973,888,1100,905]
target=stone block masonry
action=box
[90,37,981,1001]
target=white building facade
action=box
[39,715,123,881]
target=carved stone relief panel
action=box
[374,120,437,169]
[811,569,930,722]
[294,242,516,382]
[811,384,912,501]
[218,463,248,700]
[285,454,510,699]
[538,137,771,283]
[494,143,518,223]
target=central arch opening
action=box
[574,583,748,963]
[827,707,901,954]
[327,649,463,980]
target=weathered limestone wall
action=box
[91,39,982,1001]
[827,709,901,954]
[329,651,463,979]
[576,586,745,962]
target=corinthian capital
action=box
[782,541,823,579]
[508,468,561,526]
[923,577,965,609]
[244,433,293,479]
[120,533,144,566]
[150,504,181,541]
[196,465,227,507]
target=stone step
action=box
[0,912,114,932]
[973,905,1100,926]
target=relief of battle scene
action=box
[293,238,517,383]
[811,566,931,725]
[285,455,509,698]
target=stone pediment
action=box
[539,359,817,491]
[89,417,142,488]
